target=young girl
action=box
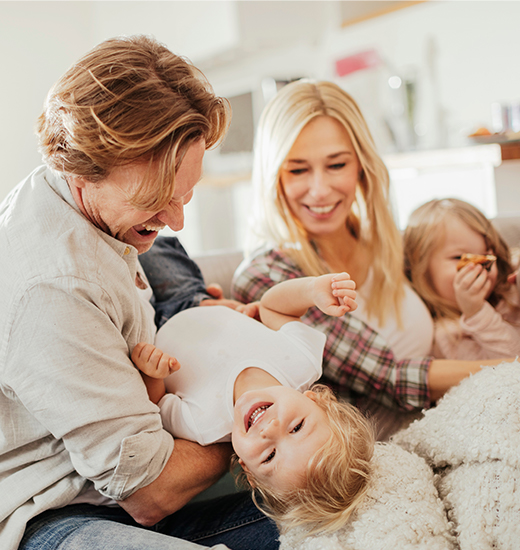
[132,273,375,534]
[404,198,520,360]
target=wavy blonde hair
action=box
[233,385,375,535]
[37,35,230,211]
[403,198,514,320]
[249,79,404,323]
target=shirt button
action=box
[124,247,130,255]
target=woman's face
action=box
[279,115,361,239]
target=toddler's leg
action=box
[139,237,211,328]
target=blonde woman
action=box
[231,80,512,431]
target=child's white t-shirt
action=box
[154,305,326,445]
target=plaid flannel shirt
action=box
[232,248,432,413]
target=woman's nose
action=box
[308,170,329,198]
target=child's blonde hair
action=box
[234,384,375,535]
[403,198,513,320]
[248,79,404,325]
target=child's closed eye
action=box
[263,450,276,464]
[291,420,304,433]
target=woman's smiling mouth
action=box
[304,202,340,216]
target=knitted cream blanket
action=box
[280,361,520,550]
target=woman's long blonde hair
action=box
[248,79,404,323]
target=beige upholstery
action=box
[193,216,520,301]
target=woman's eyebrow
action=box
[285,151,353,164]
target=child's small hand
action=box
[313,272,357,317]
[453,263,492,319]
[131,342,180,379]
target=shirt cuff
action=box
[99,429,174,501]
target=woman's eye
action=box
[329,163,346,170]
[291,420,304,433]
[289,168,307,175]
[263,450,276,464]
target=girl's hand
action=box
[313,273,357,317]
[131,342,180,379]
[453,263,492,319]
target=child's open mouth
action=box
[245,403,272,431]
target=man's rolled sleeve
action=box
[102,430,174,501]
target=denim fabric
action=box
[20,493,279,550]
[139,237,211,329]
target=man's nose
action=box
[157,201,184,232]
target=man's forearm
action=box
[119,439,233,526]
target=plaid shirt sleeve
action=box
[232,249,432,412]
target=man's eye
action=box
[291,420,304,433]
[263,450,276,464]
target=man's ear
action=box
[67,175,87,189]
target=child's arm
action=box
[131,342,180,404]
[259,273,357,331]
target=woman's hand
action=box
[313,272,357,317]
[453,263,491,319]
[200,283,260,319]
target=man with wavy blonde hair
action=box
[0,35,278,550]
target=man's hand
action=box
[119,440,233,526]
[454,263,491,319]
[313,273,357,317]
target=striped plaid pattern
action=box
[232,248,432,412]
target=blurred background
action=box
[2,0,520,254]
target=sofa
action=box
[193,215,520,298]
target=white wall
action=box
[2,1,520,254]
[0,0,239,202]
[0,2,94,198]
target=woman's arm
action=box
[428,357,514,402]
[232,250,515,411]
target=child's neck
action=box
[233,367,281,404]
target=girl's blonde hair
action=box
[37,35,230,212]
[233,385,375,535]
[403,198,513,320]
[249,79,404,324]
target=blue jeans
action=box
[139,237,211,329]
[20,493,279,550]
